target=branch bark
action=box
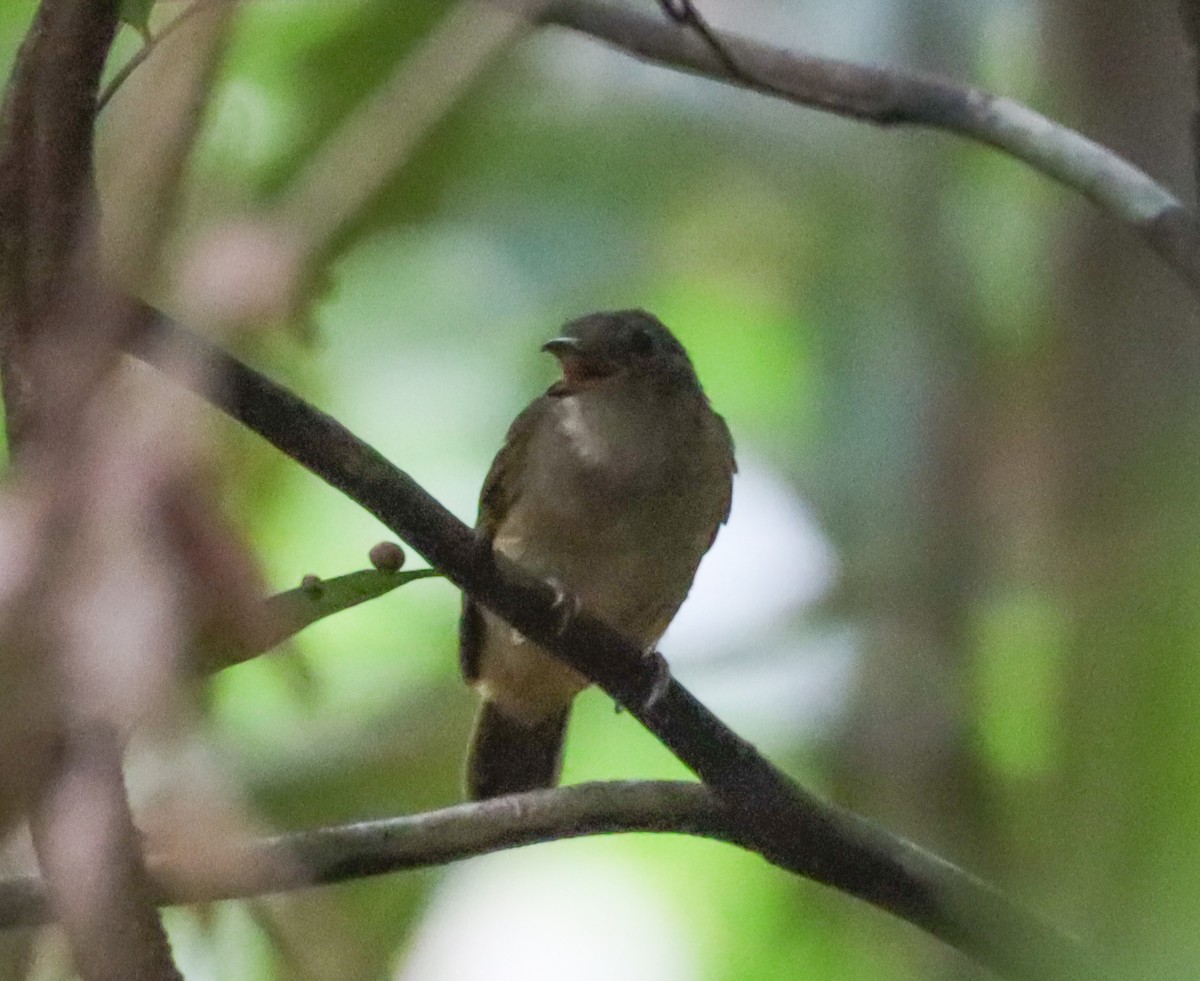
[0,779,1082,981]
[128,308,1102,981]
[525,0,1200,294]
[31,728,183,981]
[0,0,124,448]
[0,782,723,928]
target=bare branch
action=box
[31,728,183,981]
[0,780,1090,981]
[128,308,1103,981]
[0,0,126,447]
[0,782,726,928]
[525,0,1200,294]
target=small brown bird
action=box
[460,310,736,799]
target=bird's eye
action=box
[629,326,655,356]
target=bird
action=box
[459,309,736,799]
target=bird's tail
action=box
[465,699,570,800]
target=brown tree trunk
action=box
[1047,1,1200,977]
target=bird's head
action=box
[542,310,699,394]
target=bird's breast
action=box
[491,387,728,639]
[539,389,699,499]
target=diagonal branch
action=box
[127,306,1102,981]
[526,0,1200,294]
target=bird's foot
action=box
[545,576,581,637]
[643,649,672,711]
[614,649,672,715]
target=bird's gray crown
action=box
[549,309,700,389]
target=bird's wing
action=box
[459,395,553,683]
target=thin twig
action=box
[526,0,1200,294]
[656,0,745,81]
[96,0,230,114]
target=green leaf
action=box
[197,567,442,674]
[119,0,154,39]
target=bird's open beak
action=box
[542,337,617,387]
[541,337,580,357]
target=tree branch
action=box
[31,728,183,981]
[0,782,725,928]
[127,307,1102,981]
[0,0,126,447]
[526,0,1200,294]
[0,1,183,977]
[0,779,1081,981]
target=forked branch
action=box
[530,0,1200,293]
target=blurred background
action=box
[3,0,1200,978]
